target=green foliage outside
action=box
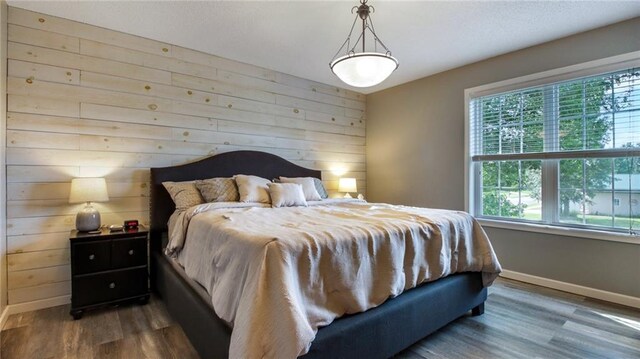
[479,70,640,223]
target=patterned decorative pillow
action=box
[313,178,329,199]
[267,183,308,208]
[235,174,271,203]
[279,177,322,201]
[196,177,239,202]
[162,181,204,210]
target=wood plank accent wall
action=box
[5,7,366,306]
[1,0,8,316]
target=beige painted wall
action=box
[1,0,8,317]
[4,7,366,307]
[367,17,640,297]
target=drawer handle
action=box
[128,250,134,255]
[109,282,116,289]
[89,254,95,260]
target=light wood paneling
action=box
[8,232,70,254]
[7,249,69,272]
[5,7,366,306]
[8,265,71,290]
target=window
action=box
[467,58,640,235]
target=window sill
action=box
[478,218,640,245]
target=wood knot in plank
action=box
[38,18,45,23]
[148,104,158,111]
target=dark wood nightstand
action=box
[69,226,150,319]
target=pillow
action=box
[235,174,271,203]
[162,181,204,210]
[267,183,308,208]
[313,178,329,199]
[279,177,322,201]
[196,177,239,202]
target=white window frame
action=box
[464,51,640,245]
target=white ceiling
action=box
[7,1,640,94]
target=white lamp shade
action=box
[69,178,109,203]
[338,178,358,193]
[330,52,398,88]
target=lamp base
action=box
[343,193,353,198]
[76,204,101,232]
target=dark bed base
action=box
[153,250,486,359]
[149,151,488,359]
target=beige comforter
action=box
[167,200,501,359]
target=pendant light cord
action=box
[330,1,394,64]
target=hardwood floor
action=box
[0,296,199,359]
[1,278,639,358]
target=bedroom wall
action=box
[1,0,8,320]
[367,18,640,298]
[4,7,366,309]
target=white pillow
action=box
[234,175,271,203]
[279,177,322,201]
[267,183,308,208]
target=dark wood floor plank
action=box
[2,310,36,331]
[141,296,173,330]
[137,329,173,358]
[0,326,30,359]
[22,305,67,359]
[159,325,201,359]
[118,304,151,336]
[2,279,639,359]
[81,308,124,346]
[570,308,640,340]
[562,320,640,353]
[60,307,95,359]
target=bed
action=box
[149,150,500,359]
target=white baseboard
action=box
[0,306,9,330]
[500,270,640,309]
[3,295,70,319]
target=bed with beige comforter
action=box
[166,200,501,359]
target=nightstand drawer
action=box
[111,236,147,269]
[72,267,148,308]
[73,240,111,275]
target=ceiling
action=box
[7,1,640,94]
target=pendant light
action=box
[330,0,398,88]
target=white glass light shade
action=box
[338,178,358,193]
[69,177,109,204]
[330,52,398,88]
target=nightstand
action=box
[69,226,150,319]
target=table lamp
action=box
[69,177,109,232]
[338,178,357,198]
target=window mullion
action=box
[542,85,559,224]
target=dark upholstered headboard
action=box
[149,150,321,245]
